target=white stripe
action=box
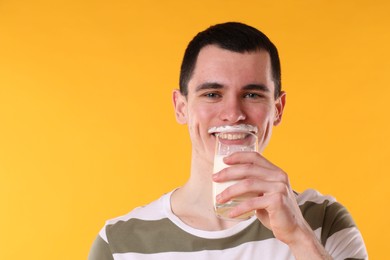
[112,239,294,260]
[314,227,322,240]
[325,226,368,259]
[98,226,108,242]
[296,189,337,206]
[106,195,168,225]
[99,194,169,242]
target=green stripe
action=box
[299,200,356,245]
[107,218,274,254]
[320,202,357,245]
[89,235,114,260]
[106,200,357,254]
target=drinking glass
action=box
[213,131,258,220]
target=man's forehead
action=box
[187,46,274,94]
[194,45,272,75]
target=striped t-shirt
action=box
[89,189,367,260]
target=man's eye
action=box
[204,93,221,98]
[244,93,261,99]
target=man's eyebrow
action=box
[195,82,270,93]
[195,82,224,92]
[243,84,270,92]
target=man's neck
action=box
[170,156,239,231]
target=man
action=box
[89,22,367,259]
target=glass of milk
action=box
[213,130,258,220]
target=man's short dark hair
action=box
[179,22,281,99]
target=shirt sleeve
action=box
[321,202,368,259]
[88,234,114,260]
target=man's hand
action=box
[212,151,332,259]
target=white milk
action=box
[212,154,255,220]
[212,155,235,202]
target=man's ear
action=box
[172,89,188,124]
[274,91,286,126]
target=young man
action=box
[89,22,367,259]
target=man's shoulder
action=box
[105,192,170,228]
[295,188,344,221]
[96,191,180,252]
[295,188,337,206]
[296,189,358,242]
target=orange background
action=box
[0,1,388,259]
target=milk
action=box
[212,155,234,201]
[212,154,255,220]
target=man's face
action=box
[174,45,285,165]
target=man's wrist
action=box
[288,222,333,260]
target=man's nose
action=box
[219,99,246,123]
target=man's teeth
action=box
[208,125,258,135]
[218,132,247,140]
